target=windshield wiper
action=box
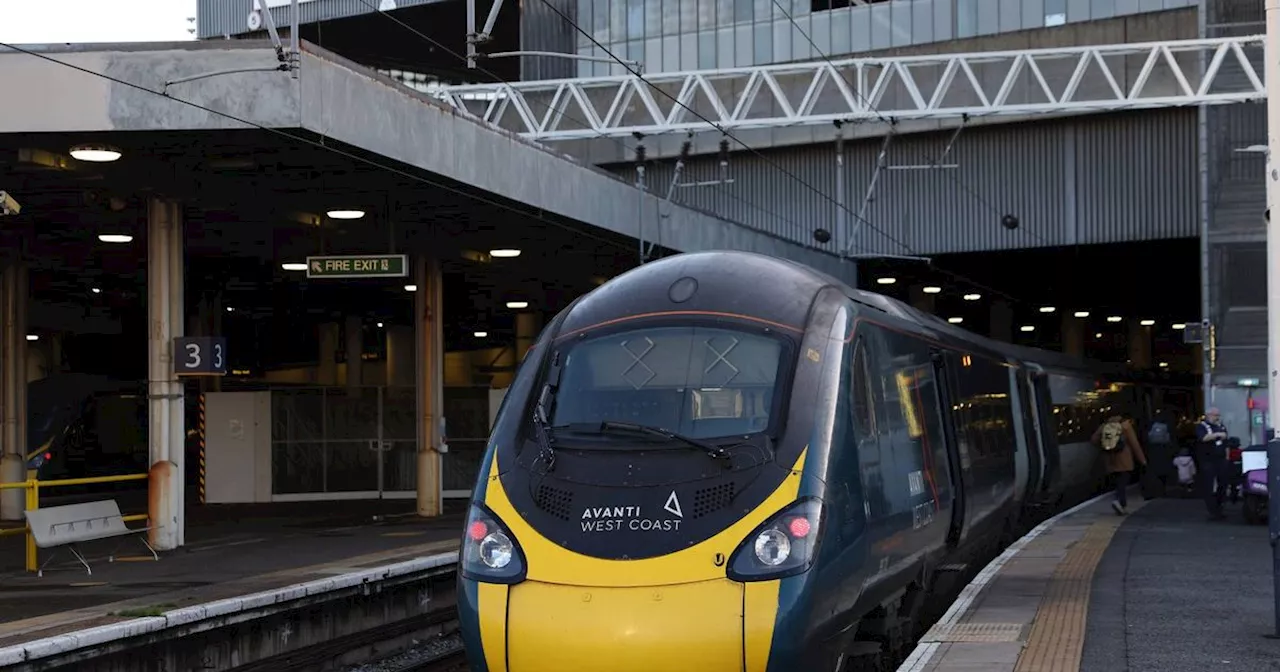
[562,420,730,460]
[531,352,562,470]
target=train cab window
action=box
[550,325,787,440]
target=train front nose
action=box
[475,579,748,671]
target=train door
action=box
[1011,368,1043,505]
[930,347,967,547]
[1028,370,1061,497]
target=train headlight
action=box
[461,503,527,584]
[727,497,824,582]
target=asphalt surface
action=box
[1082,497,1280,672]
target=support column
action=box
[345,315,363,390]
[386,326,414,388]
[414,257,444,517]
[168,210,185,546]
[1061,313,1085,357]
[908,286,936,314]
[1128,320,1153,369]
[0,263,27,521]
[147,197,182,551]
[989,300,1013,342]
[318,322,339,385]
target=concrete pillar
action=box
[318,322,339,385]
[1128,320,1153,369]
[0,263,28,521]
[989,300,1013,342]
[167,209,185,545]
[1061,313,1085,357]
[908,286,936,314]
[147,197,183,551]
[415,256,444,517]
[345,315,363,390]
[515,313,542,366]
[387,326,414,388]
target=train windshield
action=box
[550,325,786,440]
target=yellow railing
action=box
[0,473,149,572]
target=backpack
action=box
[1099,420,1125,452]
[1147,421,1171,444]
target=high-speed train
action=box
[457,251,1185,672]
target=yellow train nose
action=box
[503,579,745,672]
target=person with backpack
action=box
[1194,407,1231,520]
[1092,413,1148,515]
[1142,410,1177,498]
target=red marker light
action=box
[787,517,811,538]
[43,453,51,460]
[467,520,489,541]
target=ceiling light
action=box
[91,287,101,294]
[490,249,521,258]
[1172,323,1187,330]
[1106,316,1122,323]
[876,277,896,285]
[1074,311,1089,318]
[1020,325,1035,332]
[506,301,529,309]
[474,331,489,338]
[1159,362,1169,368]
[1139,319,1155,326]
[226,306,235,312]
[326,209,365,220]
[1039,306,1055,313]
[98,234,132,243]
[947,317,963,324]
[404,284,418,292]
[69,144,121,162]
[963,293,981,301]
[25,334,38,342]
[922,286,942,294]
[1095,332,1103,338]
[376,322,384,328]
[281,262,308,271]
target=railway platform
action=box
[0,498,464,646]
[903,492,1279,672]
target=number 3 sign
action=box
[174,337,229,376]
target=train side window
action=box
[851,339,876,439]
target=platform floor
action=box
[0,497,464,647]
[908,492,1279,672]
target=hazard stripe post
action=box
[198,393,206,505]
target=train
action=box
[456,251,1193,672]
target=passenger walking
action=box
[1195,407,1231,520]
[1142,409,1177,498]
[1092,413,1147,515]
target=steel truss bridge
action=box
[430,35,1264,143]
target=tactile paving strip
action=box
[1013,500,1147,672]
[921,622,1027,643]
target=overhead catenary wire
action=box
[349,0,862,257]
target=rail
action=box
[0,473,149,572]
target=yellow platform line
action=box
[1014,500,1147,672]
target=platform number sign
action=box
[174,337,228,376]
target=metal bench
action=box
[24,500,157,577]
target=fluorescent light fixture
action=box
[473,331,489,338]
[1106,316,1122,323]
[1172,323,1187,330]
[1039,306,1055,313]
[91,287,102,294]
[376,322,384,328]
[1139,319,1155,326]
[506,301,529,309]
[1074,311,1090,318]
[922,286,942,294]
[1158,362,1169,368]
[25,334,37,342]
[226,306,235,312]
[281,262,308,271]
[876,277,896,285]
[69,145,121,162]
[326,209,365,219]
[98,234,133,243]
[490,249,521,258]
[1020,325,1035,332]
[404,284,418,292]
[1095,332,1103,338]
[963,293,981,301]
[947,317,963,324]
